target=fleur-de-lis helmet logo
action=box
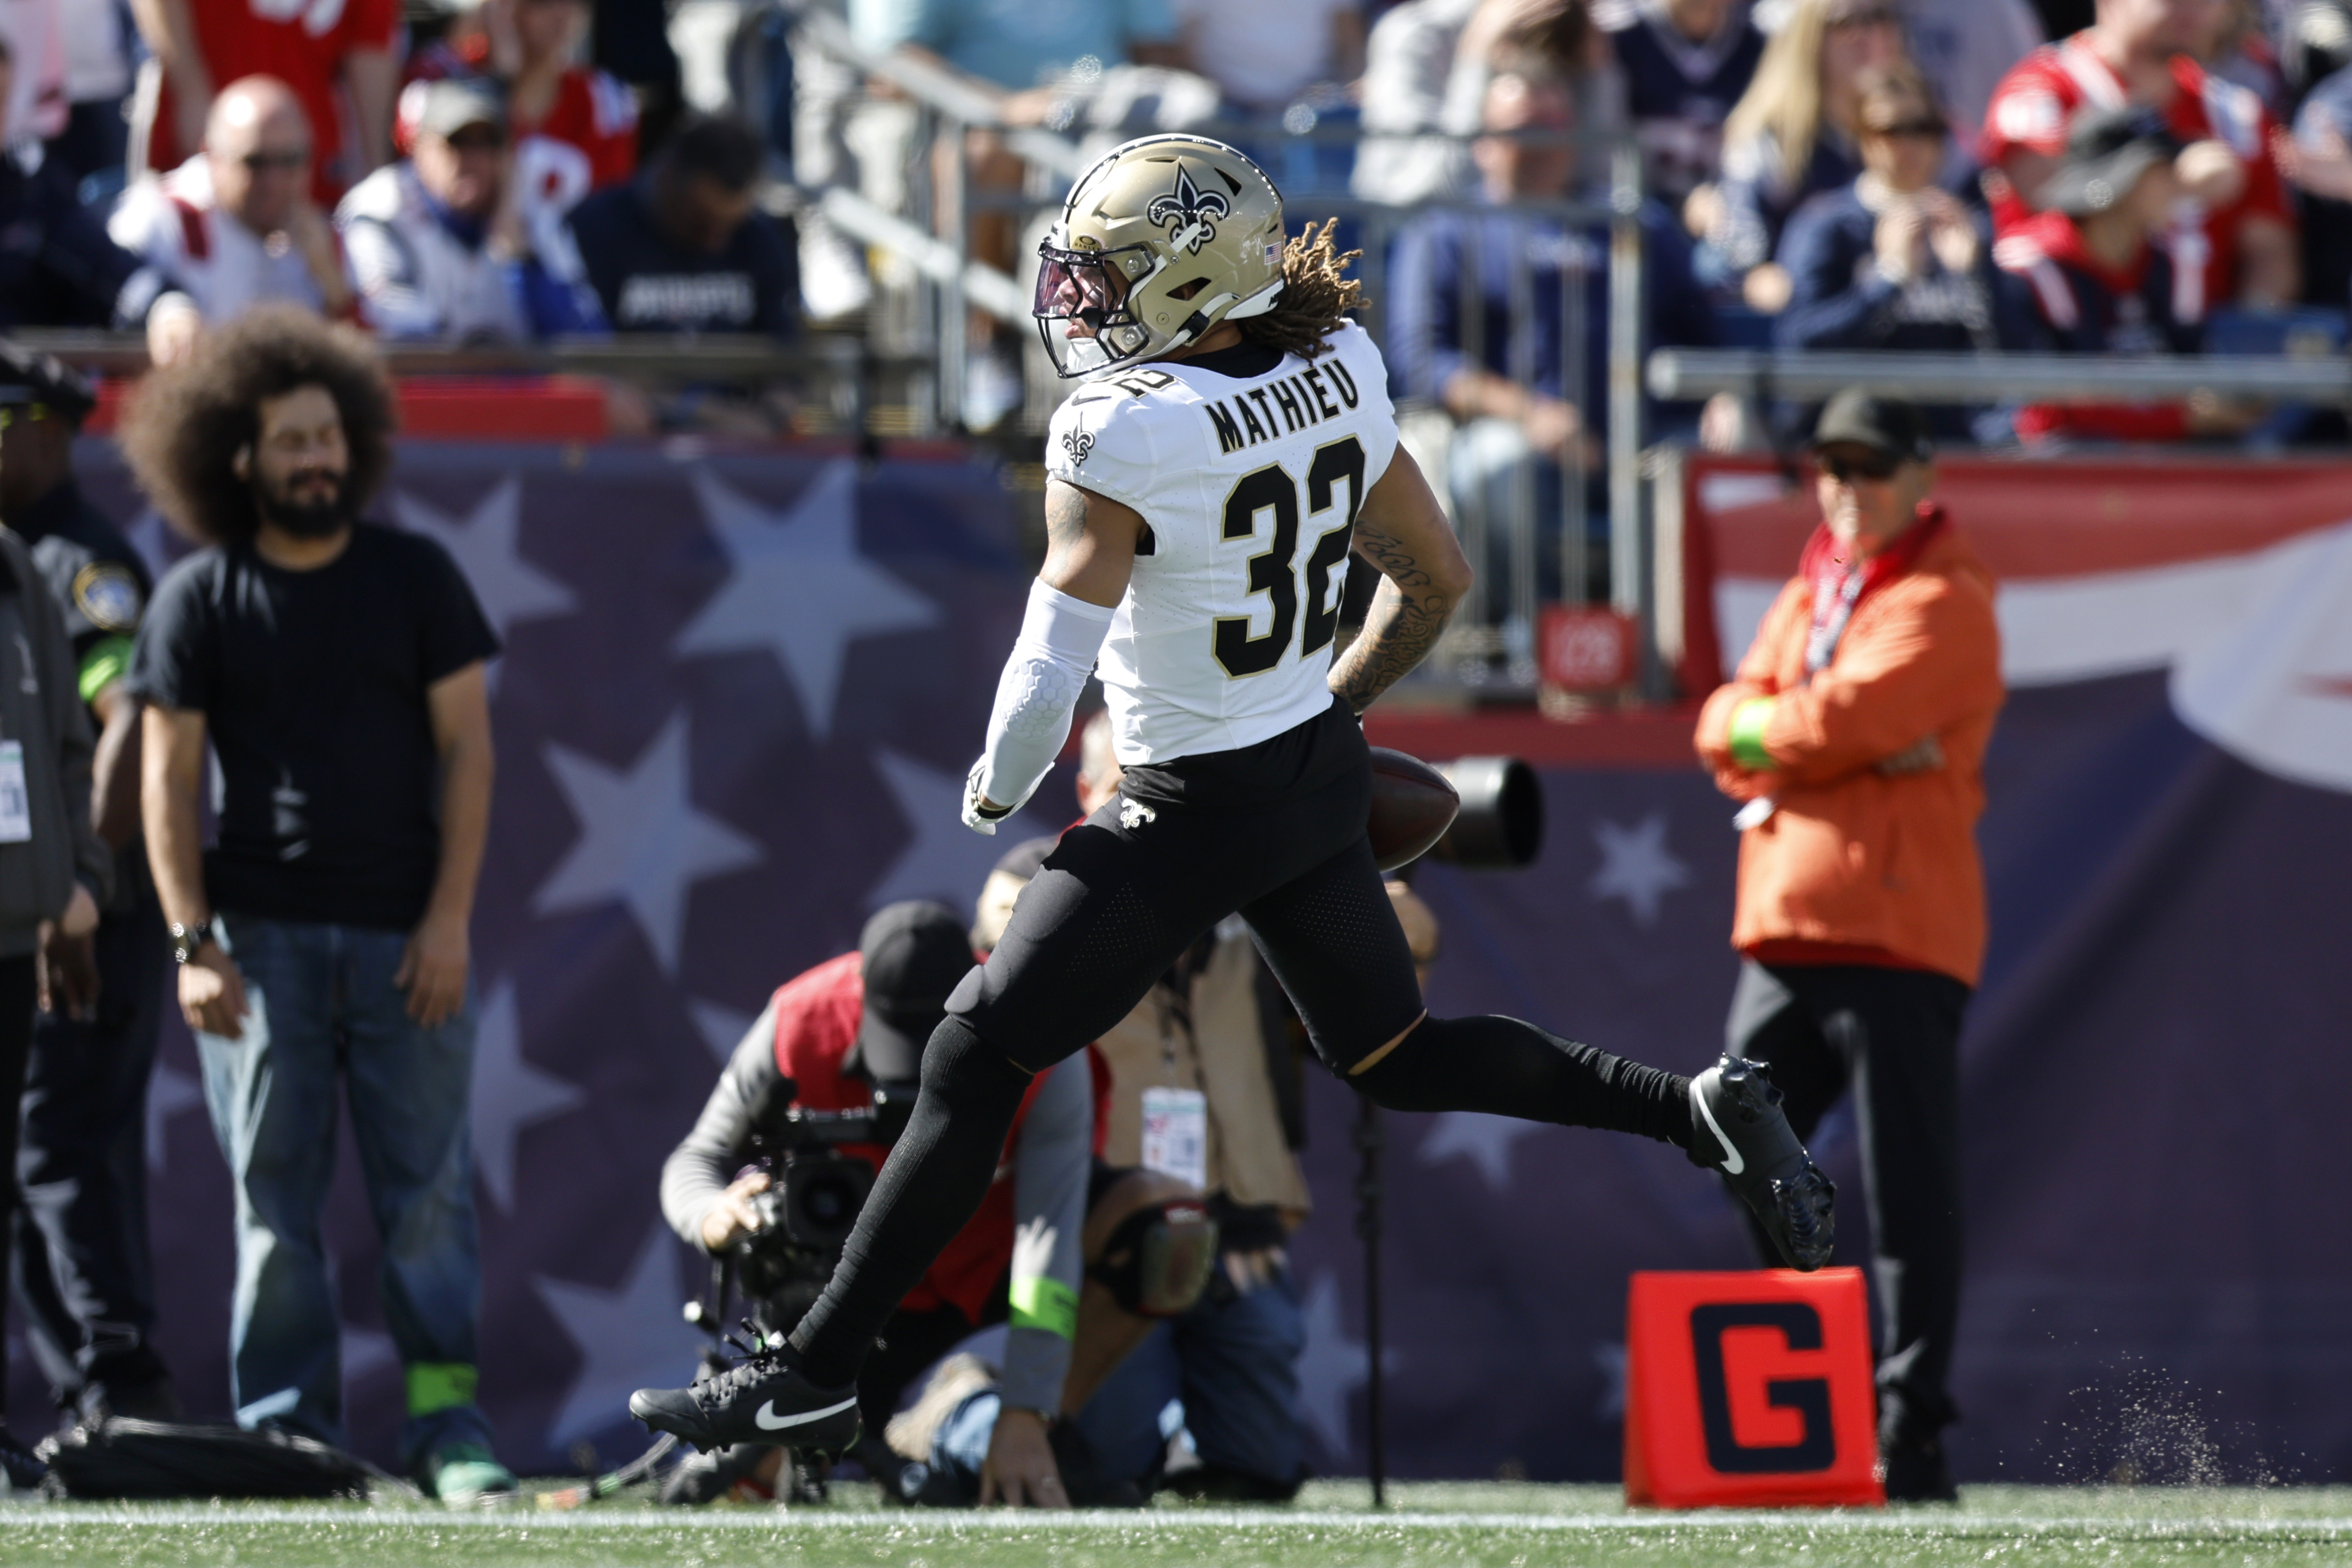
[1146,164,1230,255]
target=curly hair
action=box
[1236,219,1364,361]
[117,305,398,549]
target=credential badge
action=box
[1147,165,1230,256]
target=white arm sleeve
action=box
[967,579,1115,826]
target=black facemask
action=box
[252,467,352,540]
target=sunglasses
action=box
[445,127,508,152]
[1867,118,1947,140]
[1819,449,1902,483]
[240,149,309,172]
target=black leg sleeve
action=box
[1352,1013,1694,1149]
[788,1017,1032,1389]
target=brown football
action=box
[1367,747,1461,872]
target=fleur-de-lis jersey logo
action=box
[1061,425,1095,464]
[1146,165,1230,255]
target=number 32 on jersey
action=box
[1215,435,1365,678]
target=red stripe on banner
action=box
[1364,705,1703,769]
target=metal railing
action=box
[1648,349,2352,405]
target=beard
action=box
[253,468,353,539]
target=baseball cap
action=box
[403,77,507,142]
[847,901,975,1082]
[0,338,95,424]
[1811,389,1931,463]
[2038,105,2183,217]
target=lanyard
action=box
[1804,566,1866,677]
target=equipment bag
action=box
[36,1417,394,1500]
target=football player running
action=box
[632,136,1834,1459]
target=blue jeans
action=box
[195,914,488,1469]
[1070,1264,1307,1488]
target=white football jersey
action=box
[1044,321,1400,766]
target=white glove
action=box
[962,759,1018,836]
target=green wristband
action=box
[1728,698,1778,771]
[1008,1275,1078,1340]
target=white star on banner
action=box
[534,714,765,975]
[392,478,578,652]
[1587,811,1692,928]
[146,1060,204,1174]
[536,1224,707,1450]
[1417,1112,1545,1193]
[673,463,939,741]
[1296,1271,1399,1461]
[688,1000,758,1065]
[470,980,587,1212]
[865,749,1043,913]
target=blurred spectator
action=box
[1981,0,2299,311]
[1604,0,1766,210]
[0,0,65,147]
[1352,0,1481,202]
[2200,0,2288,109]
[1175,0,1366,116]
[556,113,798,337]
[120,306,509,1504]
[1992,105,2254,443]
[1693,388,2003,1505]
[1892,0,2042,155]
[407,0,639,259]
[2283,58,2352,303]
[859,0,1188,94]
[0,39,142,329]
[1777,64,2028,439]
[52,0,130,184]
[1390,65,1718,621]
[337,78,604,341]
[111,78,358,367]
[1697,0,1906,308]
[1056,714,1314,1503]
[0,346,180,1432]
[129,0,397,203]
[0,457,109,1492]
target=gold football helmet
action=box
[1032,134,1287,378]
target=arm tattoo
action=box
[1042,483,1089,575]
[1329,520,1455,714]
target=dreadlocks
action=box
[1236,219,1364,361]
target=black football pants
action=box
[14,889,172,1415]
[789,756,1691,1388]
[1724,959,1970,1449]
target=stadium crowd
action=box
[0,0,2344,448]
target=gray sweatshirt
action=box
[661,1001,1091,1415]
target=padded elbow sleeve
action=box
[973,580,1115,815]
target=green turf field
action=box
[3,1483,2350,1566]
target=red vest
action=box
[767,952,1107,1322]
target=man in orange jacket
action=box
[1695,391,2004,1503]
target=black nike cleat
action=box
[1688,1054,1836,1271]
[629,1345,861,1457]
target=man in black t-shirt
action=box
[0,343,183,1431]
[119,308,511,1505]
[556,113,800,338]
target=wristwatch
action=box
[169,919,217,965]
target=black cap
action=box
[847,901,974,1082]
[2039,104,2182,217]
[1811,389,1931,463]
[0,339,95,425]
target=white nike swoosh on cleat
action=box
[753,1395,858,1432]
[1695,1090,1745,1176]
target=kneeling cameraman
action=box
[659,901,1213,1506]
